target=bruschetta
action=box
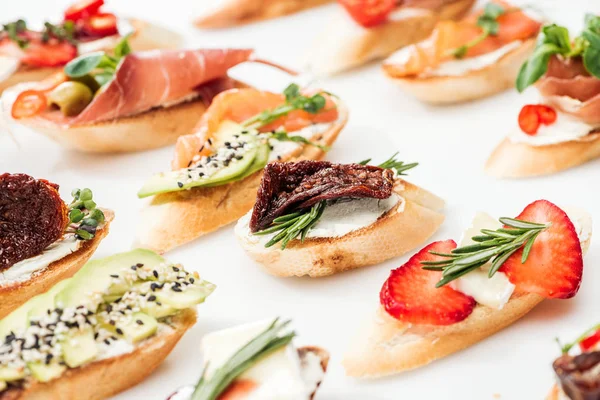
[549,322,600,400]
[0,173,113,319]
[235,157,445,278]
[486,15,600,178]
[167,319,329,400]
[343,200,591,377]
[382,0,541,104]
[305,0,476,76]
[194,0,334,28]
[135,84,347,253]
[2,38,254,153]
[0,0,181,94]
[0,248,215,399]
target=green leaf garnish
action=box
[420,217,550,287]
[270,130,330,151]
[67,188,104,241]
[191,319,295,400]
[557,322,600,354]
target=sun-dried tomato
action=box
[553,352,600,400]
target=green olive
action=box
[70,74,101,93]
[48,81,93,117]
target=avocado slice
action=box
[0,366,26,382]
[154,282,216,309]
[141,301,177,319]
[55,249,166,312]
[137,121,260,198]
[61,328,97,368]
[119,313,158,343]
[207,141,270,187]
[28,362,66,383]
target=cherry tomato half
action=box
[11,90,47,119]
[82,13,119,37]
[337,0,396,28]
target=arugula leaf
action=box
[64,36,132,84]
[114,34,132,58]
[585,13,600,33]
[271,131,330,151]
[283,83,301,102]
[64,52,106,78]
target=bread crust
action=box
[0,209,114,320]
[306,0,475,76]
[235,181,445,278]
[0,308,196,400]
[134,103,348,254]
[194,0,334,28]
[485,133,600,178]
[387,39,536,104]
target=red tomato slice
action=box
[11,90,47,119]
[82,13,119,36]
[337,0,396,28]
[537,105,557,125]
[518,105,540,135]
[580,329,600,352]
[20,40,77,67]
[64,0,104,22]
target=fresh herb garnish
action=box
[191,319,295,400]
[67,188,105,240]
[421,217,549,287]
[517,15,600,91]
[270,130,330,152]
[2,19,29,49]
[42,21,75,44]
[449,2,507,59]
[255,153,417,248]
[556,323,600,354]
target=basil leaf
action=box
[584,46,600,79]
[65,52,105,78]
[516,43,560,92]
[94,71,114,87]
[583,29,600,49]
[114,35,132,58]
[542,24,572,52]
[585,13,600,33]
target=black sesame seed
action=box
[104,339,110,345]
[147,295,157,302]
[269,145,274,151]
[136,320,144,326]
[207,139,213,145]
[107,305,113,312]
[136,263,143,268]
[198,172,204,177]
[110,274,119,278]
[224,141,231,147]
[241,130,248,134]
[277,156,282,161]
[172,266,180,272]
[199,145,205,152]
[189,278,195,284]
[116,328,124,335]
[94,332,99,339]
[153,270,159,279]
[172,286,183,292]
[156,302,162,306]
[150,283,159,291]
[177,182,183,188]
[131,265,137,271]
[109,320,116,326]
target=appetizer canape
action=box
[382,0,541,104]
[168,319,329,400]
[2,36,255,153]
[550,323,600,400]
[305,0,476,76]
[0,0,181,94]
[194,0,334,28]
[235,156,445,278]
[343,200,592,377]
[135,84,347,253]
[0,249,215,399]
[487,15,600,178]
[0,173,113,319]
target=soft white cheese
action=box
[96,338,134,361]
[0,235,81,284]
[451,212,515,310]
[268,122,334,162]
[509,109,598,146]
[76,18,135,54]
[0,56,19,83]
[201,320,322,400]
[562,206,593,255]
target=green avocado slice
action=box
[207,141,270,186]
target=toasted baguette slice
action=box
[235,180,445,278]
[485,133,600,178]
[0,209,114,320]
[0,19,181,95]
[386,39,535,104]
[343,218,593,378]
[195,0,333,28]
[0,308,196,400]
[133,102,348,254]
[305,0,475,76]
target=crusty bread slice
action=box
[485,133,600,178]
[0,210,114,320]
[235,180,445,278]
[343,218,593,378]
[194,0,333,28]
[305,0,475,76]
[386,39,535,104]
[0,308,196,400]
[133,102,348,254]
[0,19,181,95]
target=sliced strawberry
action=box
[380,240,476,326]
[20,40,77,67]
[500,200,583,299]
[580,329,600,352]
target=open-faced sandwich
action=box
[306,0,476,76]
[487,15,600,178]
[549,323,600,400]
[194,0,334,28]
[0,173,113,320]
[0,248,215,399]
[135,84,347,254]
[0,0,181,94]
[382,0,541,104]
[343,200,592,377]
[235,156,445,278]
[168,319,329,400]
[2,37,255,153]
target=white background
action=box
[1,0,600,398]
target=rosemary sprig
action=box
[191,319,295,400]
[358,152,418,176]
[421,217,550,287]
[2,20,28,49]
[556,323,600,355]
[67,188,105,241]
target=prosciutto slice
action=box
[249,161,394,232]
[537,56,600,124]
[62,48,253,125]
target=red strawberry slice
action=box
[380,240,476,326]
[500,200,583,299]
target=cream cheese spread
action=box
[509,109,598,146]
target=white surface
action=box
[1,0,599,399]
